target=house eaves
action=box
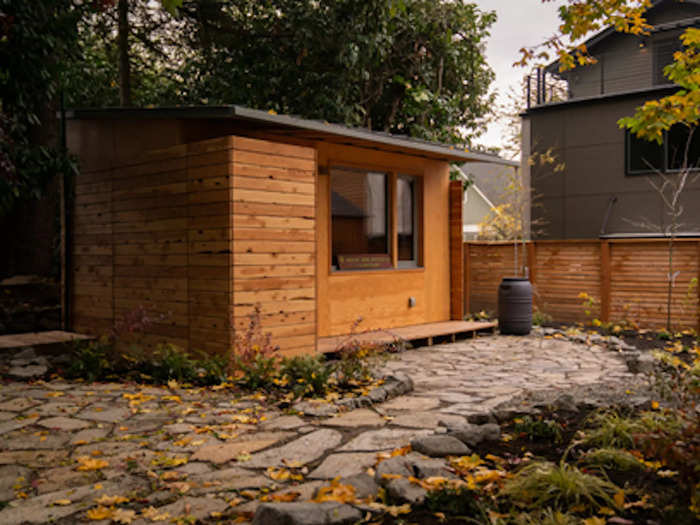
[522,84,678,115]
[65,105,505,165]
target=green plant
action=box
[195,354,228,386]
[67,337,113,382]
[425,484,483,517]
[280,355,333,398]
[501,460,619,511]
[579,410,640,450]
[148,343,197,384]
[578,448,644,472]
[532,309,553,326]
[512,416,563,443]
[577,292,598,322]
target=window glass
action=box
[628,131,664,174]
[666,124,700,171]
[331,168,388,268]
[397,175,416,262]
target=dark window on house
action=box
[626,126,700,175]
[331,168,389,268]
[666,124,700,171]
[653,38,682,85]
[627,132,664,174]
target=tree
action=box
[173,0,496,145]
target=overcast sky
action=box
[470,0,565,154]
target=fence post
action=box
[463,243,471,316]
[600,240,611,322]
[697,241,700,333]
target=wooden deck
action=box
[317,320,496,354]
[0,331,91,351]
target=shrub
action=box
[578,448,645,472]
[230,304,279,390]
[579,410,640,449]
[501,461,619,511]
[67,337,113,382]
[333,341,384,386]
[280,355,332,398]
[512,415,563,443]
[425,484,484,517]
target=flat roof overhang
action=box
[65,105,515,166]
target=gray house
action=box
[522,0,700,239]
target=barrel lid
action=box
[501,277,530,282]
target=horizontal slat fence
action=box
[465,239,700,330]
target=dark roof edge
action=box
[521,84,678,115]
[65,105,507,165]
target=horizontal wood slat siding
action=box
[465,239,700,330]
[231,137,317,356]
[72,134,319,356]
[71,137,235,354]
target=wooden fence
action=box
[464,239,700,330]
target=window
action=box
[626,126,700,175]
[330,167,422,271]
[653,38,682,86]
[397,175,418,267]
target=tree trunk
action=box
[118,0,132,107]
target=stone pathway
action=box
[0,333,644,524]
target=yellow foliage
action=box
[75,456,109,471]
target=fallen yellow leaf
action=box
[95,494,130,505]
[75,456,109,471]
[86,505,113,520]
[52,499,72,506]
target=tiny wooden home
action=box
[66,106,499,356]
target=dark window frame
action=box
[329,165,423,272]
[625,126,700,176]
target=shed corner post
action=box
[696,240,700,334]
[449,179,464,320]
[600,240,612,323]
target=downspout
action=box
[600,195,617,237]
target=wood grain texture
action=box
[449,180,464,320]
[465,239,700,329]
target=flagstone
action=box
[321,408,385,428]
[0,397,40,412]
[245,429,343,468]
[70,427,112,444]
[77,404,133,423]
[0,416,40,436]
[0,465,31,500]
[390,411,466,429]
[308,452,377,479]
[191,435,287,464]
[0,449,69,468]
[339,428,431,452]
[38,416,92,431]
[379,396,441,412]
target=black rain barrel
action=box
[498,277,532,335]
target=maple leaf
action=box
[113,508,136,524]
[86,505,114,520]
[75,456,109,471]
[141,506,171,521]
[95,494,130,505]
[313,479,357,504]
